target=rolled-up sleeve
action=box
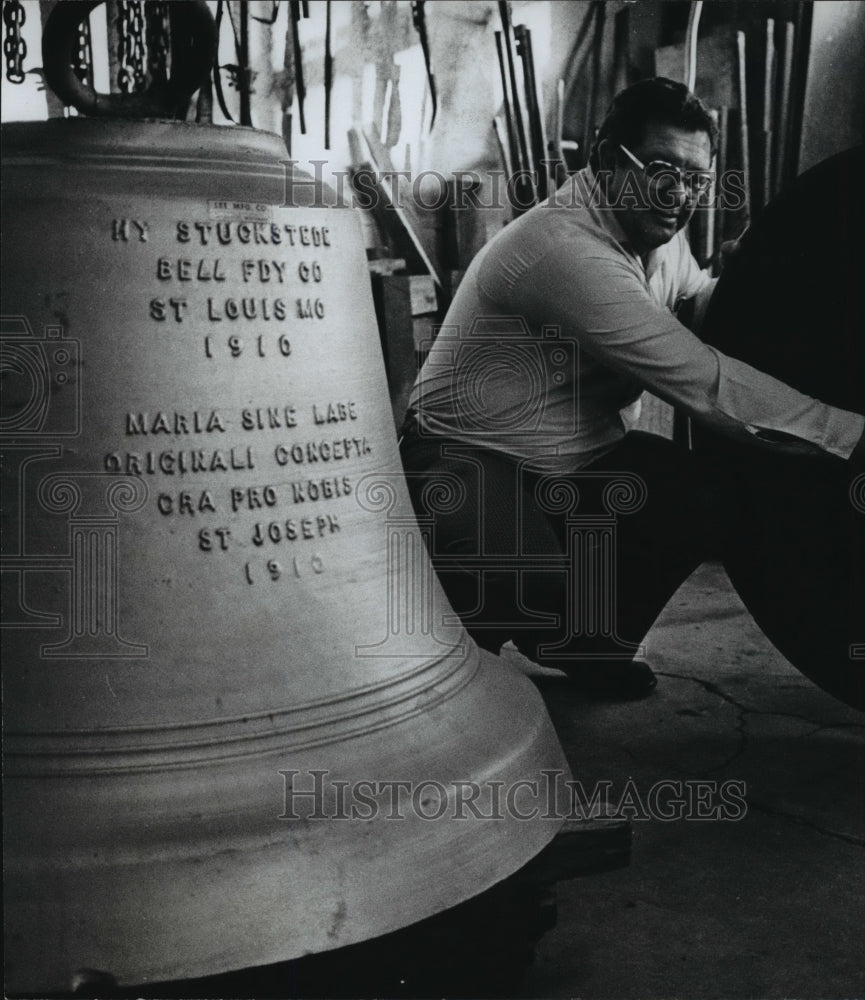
[481,244,865,460]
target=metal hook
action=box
[41,0,216,119]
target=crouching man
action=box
[400,78,865,699]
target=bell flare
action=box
[5,648,567,991]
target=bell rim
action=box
[4,649,569,992]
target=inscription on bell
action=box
[273,438,371,465]
[105,446,255,475]
[109,205,364,567]
[231,485,279,511]
[313,401,358,424]
[158,491,218,516]
[251,515,341,546]
[127,410,226,435]
[176,220,331,247]
[112,217,149,241]
[241,406,298,430]
[240,260,290,283]
[158,258,227,281]
[207,296,288,321]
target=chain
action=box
[3,0,26,85]
[73,12,94,88]
[117,0,146,93]
[145,1,170,84]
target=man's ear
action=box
[596,138,618,173]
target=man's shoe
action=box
[563,659,657,700]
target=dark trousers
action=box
[399,427,725,667]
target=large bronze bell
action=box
[1,5,568,991]
[698,146,865,711]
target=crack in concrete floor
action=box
[655,669,865,731]
[655,670,865,845]
[744,798,865,848]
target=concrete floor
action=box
[510,561,865,999]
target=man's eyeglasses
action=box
[618,143,714,197]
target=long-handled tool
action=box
[498,2,532,192]
[289,0,308,134]
[411,0,437,131]
[324,0,332,148]
[494,29,521,180]
[515,23,548,201]
[736,29,751,224]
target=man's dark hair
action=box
[588,77,719,172]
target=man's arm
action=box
[480,244,864,461]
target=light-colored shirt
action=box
[408,168,864,471]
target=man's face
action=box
[603,123,713,255]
